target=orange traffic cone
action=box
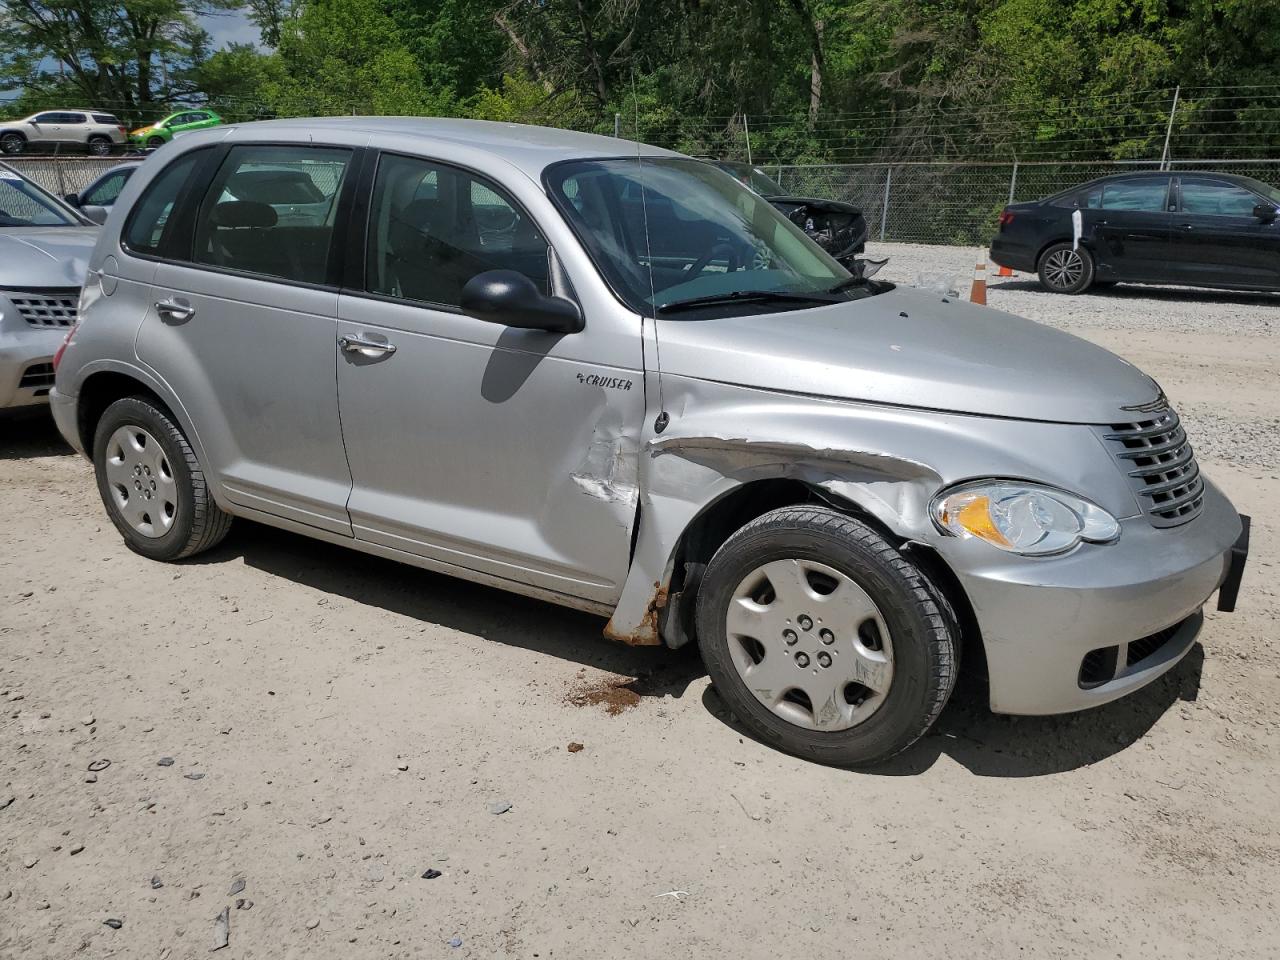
[969,261,987,305]
[996,264,1013,278]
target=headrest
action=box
[210,200,277,229]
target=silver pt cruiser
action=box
[50,119,1249,766]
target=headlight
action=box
[930,480,1119,555]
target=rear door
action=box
[135,142,360,535]
[334,152,644,604]
[1171,176,1280,288]
[1087,175,1176,281]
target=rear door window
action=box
[83,169,132,207]
[1179,178,1260,217]
[364,153,548,307]
[193,144,352,285]
[1100,178,1171,212]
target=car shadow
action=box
[189,520,1204,777]
[992,278,1280,307]
[189,519,706,687]
[0,408,73,460]
[702,643,1204,777]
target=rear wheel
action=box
[92,396,232,561]
[0,132,25,154]
[1037,242,1095,294]
[86,135,111,156]
[695,506,957,767]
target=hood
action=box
[0,228,99,288]
[130,125,156,136]
[656,285,1159,424]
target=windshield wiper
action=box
[657,289,839,314]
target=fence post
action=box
[879,166,892,241]
[1160,85,1180,170]
[614,113,621,139]
[1007,160,1019,205]
[743,113,753,166]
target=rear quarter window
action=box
[123,149,209,256]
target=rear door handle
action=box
[338,334,397,358]
[154,298,194,322]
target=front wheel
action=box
[695,506,957,767]
[146,135,166,149]
[93,396,233,561]
[1037,242,1095,294]
[0,132,25,154]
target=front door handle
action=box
[338,334,397,358]
[154,298,194,322]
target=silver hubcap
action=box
[725,559,894,731]
[103,426,177,538]
[1044,249,1084,289]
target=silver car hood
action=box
[0,228,99,288]
[656,285,1159,424]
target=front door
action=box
[335,153,644,605]
[1086,175,1176,282]
[134,142,358,535]
[1171,176,1280,288]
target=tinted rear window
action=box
[92,114,120,125]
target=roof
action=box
[213,116,680,179]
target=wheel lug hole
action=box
[782,629,797,646]
[819,628,835,645]
[794,652,810,668]
[817,651,832,669]
[797,615,813,631]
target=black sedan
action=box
[990,171,1280,294]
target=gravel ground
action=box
[2,246,1278,959]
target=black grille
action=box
[1125,624,1180,668]
[1078,646,1118,688]
[6,290,79,327]
[19,362,55,389]
[1101,407,1203,527]
[18,363,55,389]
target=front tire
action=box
[92,396,232,561]
[695,506,957,767]
[0,132,25,155]
[146,135,166,149]
[1037,242,1095,294]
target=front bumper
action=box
[0,323,64,410]
[941,478,1245,715]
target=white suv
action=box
[0,110,128,156]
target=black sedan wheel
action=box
[1037,242,1095,294]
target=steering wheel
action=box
[686,241,742,277]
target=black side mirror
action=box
[460,270,583,334]
[64,193,80,206]
[1253,203,1278,223]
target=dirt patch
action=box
[566,675,643,715]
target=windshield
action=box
[0,168,80,227]
[715,161,786,196]
[1240,176,1280,205]
[546,158,867,316]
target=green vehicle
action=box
[129,109,222,148]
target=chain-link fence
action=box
[7,154,1279,246]
[5,156,142,199]
[769,158,1280,245]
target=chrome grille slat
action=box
[1127,444,1195,478]
[6,288,80,328]
[1097,403,1204,527]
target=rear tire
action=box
[1037,242,1095,294]
[695,506,957,767]
[86,135,111,156]
[0,132,25,155]
[92,396,232,561]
